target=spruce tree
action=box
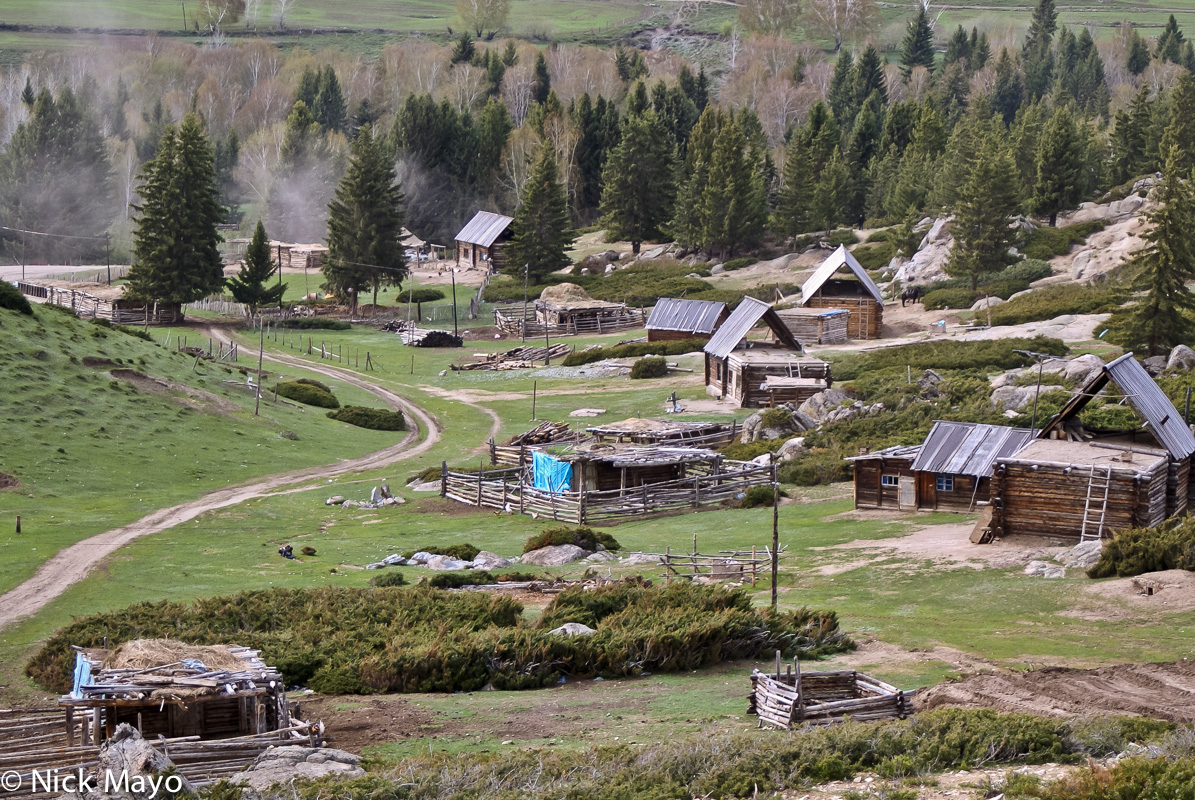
[127,114,225,305]
[1160,72,1195,175]
[1156,14,1186,64]
[532,52,551,105]
[295,67,319,110]
[673,106,721,248]
[314,66,347,133]
[992,48,1025,125]
[899,7,935,79]
[599,111,676,254]
[1030,105,1085,225]
[946,137,1021,290]
[323,125,406,314]
[828,51,855,124]
[451,31,476,63]
[1127,28,1150,75]
[943,25,972,70]
[1022,0,1057,100]
[1111,86,1153,184]
[776,134,813,242]
[701,115,767,259]
[810,147,851,234]
[1106,148,1195,356]
[853,45,887,108]
[504,147,574,281]
[228,220,286,313]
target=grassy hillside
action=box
[0,304,397,596]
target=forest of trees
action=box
[1,2,1194,279]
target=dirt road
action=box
[0,326,497,631]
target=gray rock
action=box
[970,295,1005,311]
[326,496,345,505]
[604,264,615,275]
[1024,560,1066,579]
[425,554,471,571]
[407,551,432,564]
[797,388,852,425]
[1109,195,1145,219]
[580,267,590,276]
[61,724,193,800]
[1055,540,1104,569]
[549,622,597,636]
[408,480,441,492]
[370,487,383,505]
[750,453,773,466]
[472,551,511,569]
[584,550,619,563]
[619,552,664,565]
[710,264,725,274]
[776,437,807,462]
[382,554,407,566]
[639,245,668,259]
[521,544,590,566]
[990,368,1026,389]
[365,562,386,570]
[1144,356,1168,376]
[232,746,364,797]
[603,250,620,262]
[1168,344,1195,371]
[991,384,1067,411]
[1063,353,1105,384]
[1071,250,1094,280]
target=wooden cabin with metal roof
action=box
[799,246,885,339]
[646,298,729,342]
[454,211,513,271]
[702,297,831,408]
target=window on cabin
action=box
[936,474,954,492]
[881,475,898,487]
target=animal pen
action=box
[493,284,644,337]
[489,419,741,466]
[443,445,775,524]
[749,655,912,729]
[17,281,183,324]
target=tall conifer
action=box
[946,138,1020,289]
[599,111,676,254]
[228,220,286,312]
[505,147,574,281]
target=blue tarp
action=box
[532,451,572,494]
[71,652,92,698]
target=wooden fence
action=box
[492,304,645,337]
[17,282,182,324]
[748,659,912,730]
[441,460,774,524]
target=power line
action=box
[0,224,111,242]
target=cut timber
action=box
[970,506,994,544]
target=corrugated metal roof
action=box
[646,298,727,334]
[454,211,514,248]
[845,444,922,462]
[703,297,803,359]
[800,245,885,305]
[1106,353,1195,459]
[911,421,1038,477]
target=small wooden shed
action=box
[455,211,513,271]
[847,445,921,510]
[646,298,729,342]
[703,297,832,408]
[775,307,850,345]
[799,246,885,339]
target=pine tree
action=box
[127,114,225,305]
[228,220,286,313]
[1127,28,1150,75]
[1111,86,1153,184]
[1160,72,1195,175]
[614,45,632,82]
[475,98,513,194]
[701,115,767,258]
[1156,14,1186,64]
[599,111,676,254]
[943,25,972,69]
[451,31,476,63]
[323,125,406,313]
[1023,0,1058,56]
[946,137,1021,290]
[1010,101,1047,201]
[501,40,518,67]
[1105,148,1195,356]
[930,99,1000,210]
[899,6,935,79]
[295,67,320,110]
[20,77,34,106]
[971,29,991,69]
[992,48,1025,126]
[314,66,347,133]
[1030,105,1086,225]
[268,101,341,242]
[776,134,813,241]
[1022,0,1057,100]
[504,147,574,281]
[532,52,551,105]
[846,98,882,225]
[810,147,851,234]
[828,51,855,124]
[673,106,721,249]
[852,45,887,108]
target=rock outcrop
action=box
[231,747,364,798]
[61,724,193,800]
[521,544,590,566]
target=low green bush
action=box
[561,338,706,368]
[1078,403,1139,430]
[295,378,332,393]
[278,318,352,330]
[1087,516,1195,579]
[760,407,793,428]
[720,257,755,271]
[1021,220,1106,261]
[276,380,340,408]
[300,546,316,556]
[326,406,406,431]
[720,438,787,461]
[370,572,407,588]
[629,356,668,379]
[0,281,33,315]
[866,227,895,243]
[424,571,543,589]
[403,544,481,562]
[830,337,1067,381]
[923,287,979,310]
[394,288,446,303]
[851,241,896,272]
[987,282,1128,327]
[978,280,1031,301]
[827,228,859,246]
[1001,259,1054,284]
[524,526,621,553]
[740,484,781,508]
[484,262,713,307]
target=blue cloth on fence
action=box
[532,451,572,494]
[71,652,92,697]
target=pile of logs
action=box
[748,655,912,730]
[452,342,570,370]
[503,421,581,446]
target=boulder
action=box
[923,217,950,246]
[569,408,606,417]
[1144,356,1168,376]
[1024,560,1066,579]
[407,551,432,564]
[893,219,953,285]
[231,747,364,797]
[382,554,407,566]
[970,295,1005,311]
[639,245,668,260]
[325,496,345,505]
[603,249,620,262]
[990,368,1026,389]
[1168,344,1195,372]
[710,264,725,274]
[619,552,664,565]
[584,550,619,563]
[1132,175,1158,194]
[1109,195,1145,219]
[991,384,1066,411]
[1063,354,1105,384]
[549,622,597,636]
[1055,541,1104,569]
[472,551,511,569]
[797,388,852,425]
[755,252,801,270]
[521,544,590,566]
[604,264,615,275]
[776,437,807,462]
[750,453,774,466]
[365,562,386,569]
[425,554,472,571]
[61,724,193,800]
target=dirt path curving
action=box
[0,326,492,632]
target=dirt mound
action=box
[916,661,1195,721]
[104,639,249,671]
[110,368,239,416]
[82,357,117,368]
[0,472,18,490]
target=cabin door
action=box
[917,472,936,510]
[898,477,916,510]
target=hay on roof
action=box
[539,283,594,304]
[103,639,249,671]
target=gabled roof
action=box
[911,421,1038,477]
[455,211,513,247]
[800,245,885,305]
[1041,353,1195,460]
[646,298,728,334]
[703,297,803,359]
[845,444,922,463]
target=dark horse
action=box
[900,286,924,307]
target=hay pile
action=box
[104,639,247,671]
[538,283,616,308]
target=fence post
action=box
[440,461,447,498]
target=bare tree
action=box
[500,126,541,202]
[446,63,487,111]
[456,0,510,37]
[803,0,876,50]
[501,62,536,126]
[738,0,799,37]
[274,0,294,30]
[107,137,140,219]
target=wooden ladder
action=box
[1080,464,1112,542]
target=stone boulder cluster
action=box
[325,482,404,510]
[366,544,622,571]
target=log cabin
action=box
[454,211,513,272]
[775,307,850,345]
[799,246,885,339]
[646,298,729,342]
[703,297,832,408]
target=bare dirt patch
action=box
[109,368,240,416]
[826,638,998,676]
[917,660,1195,721]
[1059,570,1195,622]
[820,522,1069,571]
[0,473,19,490]
[791,763,1088,800]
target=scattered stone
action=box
[569,408,606,417]
[425,554,471,571]
[604,264,615,274]
[797,388,852,425]
[1168,344,1195,372]
[639,245,668,260]
[548,622,597,636]
[61,724,192,800]
[1055,540,1104,569]
[408,480,441,492]
[365,562,386,570]
[603,250,620,262]
[325,496,345,505]
[1024,560,1066,578]
[472,551,511,569]
[776,437,807,462]
[231,747,364,797]
[521,544,590,566]
[407,551,432,565]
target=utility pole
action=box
[276,244,284,311]
[771,467,780,610]
[1014,349,1054,431]
[450,262,459,339]
[181,2,187,30]
[254,320,265,416]
[105,232,111,285]
[521,262,529,343]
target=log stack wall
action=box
[493,305,644,337]
[804,296,882,339]
[748,669,911,729]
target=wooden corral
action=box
[443,446,775,524]
[799,246,884,339]
[749,659,911,729]
[493,284,645,337]
[645,298,729,343]
[775,307,850,345]
[455,211,513,271]
[18,281,182,324]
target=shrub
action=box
[988,282,1128,327]
[524,526,621,553]
[760,407,792,428]
[115,325,154,341]
[1021,220,1107,261]
[403,544,481,561]
[830,336,1068,381]
[561,338,706,367]
[721,257,755,271]
[0,281,33,315]
[1078,403,1139,430]
[276,380,339,408]
[370,572,407,587]
[740,484,779,508]
[484,262,714,307]
[278,318,352,330]
[827,228,859,246]
[976,280,1031,301]
[923,288,979,310]
[394,288,446,303]
[424,571,494,589]
[294,377,332,393]
[1087,516,1195,578]
[1001,259,1054,284]
[866,228,895,243]
[851,241,896,272]
[326,406,406,431]
[629,356,668,379]
[779,448,852,486]
[720,438,787,461]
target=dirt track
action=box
[0,326,497,631]
[917,661,1195,721]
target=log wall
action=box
[852,459,913,509]
[805,296,882,339]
